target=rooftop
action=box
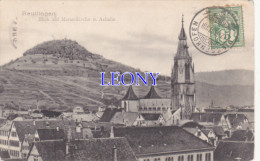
[66,137,137,161]
[111,126,214,156]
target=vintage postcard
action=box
[0,0,255,161]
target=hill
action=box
[195,70,254,86]
[0,39,254,111]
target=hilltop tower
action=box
[171,15,196,119]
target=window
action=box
[188,155,193,161]
[11,132,17,137]
[165,157,173,161]
[34,156,39,161]
[9,140,19,147]
[23,153,27,158]
[196,154,202,161]
[185,64,190,81]
[178,156,184,161]
[205,153,211,161]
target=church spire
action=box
[178,14,187,40]
[176,15,190,59]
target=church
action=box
[121,17,196,120]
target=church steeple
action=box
[171,16,196,120]
[178,14,187,40]
[175,15,190,59]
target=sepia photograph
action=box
[0,0,255,161]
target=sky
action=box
[0,0,254,76]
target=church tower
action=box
[171,16,196,120]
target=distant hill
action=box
[195,70,254,86]
[0,39,254,111]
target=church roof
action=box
[175,16,191,59]
[143,86,161,99]
[122,86,138,100]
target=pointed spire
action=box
[179,14,187,40]
[175,15,190,59]
[143,86,161,99]
[122,86,138,100]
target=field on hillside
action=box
[0,69,254,111]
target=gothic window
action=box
[185,64,190,81]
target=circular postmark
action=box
[189,7,239,56]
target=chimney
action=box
[56,127,59,131]
[110,126,114,138]
[67,126,72,142]
[236,113,238,118]
[66,142,69,155]
[112,145,117,161]
[33,120,36,126]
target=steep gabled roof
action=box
[214,141,254,161]
[122,86,138,100]
[204,126,226,136]
[112,126,214,155]
[66,138,137,161]
[228,130,254,141]
[100,108,122,122]
[37,128,66,141]
[33,140,66,161]
[110,112,139,126]
[143,86,161,99]
[13,120,76,142]
[225,114,248,129]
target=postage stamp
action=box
[189,6,244,55]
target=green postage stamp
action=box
[209,6,244,49]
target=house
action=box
[34,128,66,142]
[201,129,217,146]
[73,106,84,114]
[99,108,122,122]
[190,112,229,130]
[237,109,254,129]
[204,126,227,140]
[71,113,99,122]
[21,134,34,159]
[0,121,12,151]
[214,141,254,161]
[225,113,250,130]
[183,127,209,143]
[141,113,165,126]
[108,126,215,161]
[27,140,66,161]
[228,129,254,141]
[66,138,138,161]
[7,120,77,158]
[110,112,142,126]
